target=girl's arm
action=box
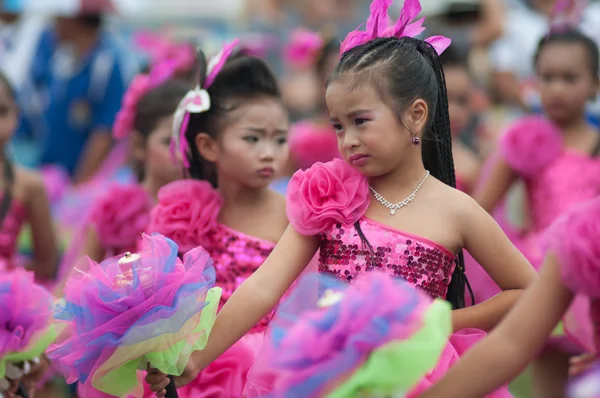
[452,198,536,332]
[24,172,58,280]
[421,255,573,398]
[473,156,516,214]
[184,226,318,384]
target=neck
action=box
[554,114,588,133]
[368,155,428,201]
[141,177,163,202]
[218,174,270,209]
[69,29,100,58]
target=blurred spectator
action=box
[24,13,136,184]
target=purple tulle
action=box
[0,269,54,359]
[48,234,217,390]
[568,364,600,398]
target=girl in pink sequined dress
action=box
[148,43,290,397]
[0,73,57,283]
[53,65,188,295]
[145,1,535,397]
[473,29,600,396]
[421,196,600,398]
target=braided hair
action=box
[328,36,473,309]
[183,50,282,186]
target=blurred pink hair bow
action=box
[284,29,325,68]
[170,39,240,168]
[550,0,587,30]
[134,30,196,75]
[113,60,178,139]
[340,0,451,56]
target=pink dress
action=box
[467,118,600,305]
[0,199,27,271]
[245,159,511,397]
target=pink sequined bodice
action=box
[317,217,456,299]
[526,152,600,233]
[0,199,26,263]
[207,223,276,333]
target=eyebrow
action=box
[330,109,372,122]
[245,127,288,134]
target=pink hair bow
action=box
[170,39,240,168]
[284,29,325,68]
[134,31,196,75]
[550,0,587,30]
[340,0,450,56]
[113,60,179,140]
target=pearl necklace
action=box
[369,171,430,215]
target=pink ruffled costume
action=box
[147,180,277,397]
[245,159,511,397]
[466,117,600,307]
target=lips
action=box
[349,153,370,167]
[258,167,275,177]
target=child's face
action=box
[444,66,473,137]
[215,98,289,189]
[536,42,599,125]
[0,83,17,145]
[326,77,424,177]
[143,115,182,185]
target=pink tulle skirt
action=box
[144,333,264,398]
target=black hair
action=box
[77,14,103,30]
[0,72,16,101]
[183,50,282,186]
[132,79,191,181]
[535,28,600,81]
[315,37,341,80]
[328,36,473,309]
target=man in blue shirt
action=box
[29,14,135,184]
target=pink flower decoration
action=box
[549,197,600,298]
[284,29,324,69]
[89,184,153,251]
[286,159,370,235]
[289,121,340,169]
[148,180,223,253]
[499,116,563,178]
[340,0,450,56]
[134,31,196,75]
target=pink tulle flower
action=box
[286,159,370,235]
[289,121,340,169]
[284,29,324,69]
[148,180,223,253]
[340,0,451,55]
[89,184,153,251]
[0,269,53,359]
[499,116,563,178]
[549,197,600,298]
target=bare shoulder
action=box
[429,178,485,227]
[268,188,289,225]
[15,167,47,202]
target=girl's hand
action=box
[2,356,49,398]
[145,362,199,397]
[569,352,598,377]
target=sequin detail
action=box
[317,218,456,299]
[208,223,276,333]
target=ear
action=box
[404,99,429,137]
[195,133,219,163]
[131,131,146,164]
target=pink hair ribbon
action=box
[550,0,587,30]
[134,30,196,75]
[113,60,179,140]
[340,0,450,56]
[170,39,240,168]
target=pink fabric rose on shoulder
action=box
[549,197,600,298]
[499,116,563,178]
[148,180,223,253]
[287,159,370,235]
[89,184,153,251]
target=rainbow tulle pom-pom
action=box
[254,271,452,398]
[0,269,58,392]
[568,364,600,398]
[48,233,221,397]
